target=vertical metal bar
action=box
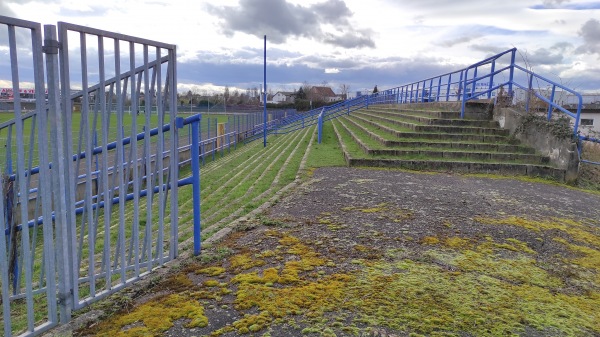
[155,48,165,265]
[409,84,414,103]
[8,24,36,331]
[37,21,58,328]
[143,44,153,272]
[129,41,141,276]
[114,38,127,280]
[79,31,97,299]
[97,35,114,292]
[49,23,73,323]
[508,49,516,96]
[458,71,464,102]
[169,47,179,259]
[191,119,201,256]
[488,60,496,99]
[1,24,15,337]
[460,70,468,119]
[446,74,451,101]
[436,77,442,101]
[263,35,267,148]
[0,138,11,337]
[57,23,79,309]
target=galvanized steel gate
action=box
[0,16,180,336]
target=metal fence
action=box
[267,48,595,166]
[0,15,197,337]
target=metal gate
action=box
[1,16,180,336]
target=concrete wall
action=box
[492,107,579,183]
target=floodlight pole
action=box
[263,35,267,148]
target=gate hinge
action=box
[43,39,61,54]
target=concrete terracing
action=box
[332,101,572,182]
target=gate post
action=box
[44,24,74,323]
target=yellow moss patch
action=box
[421,236,440,245]
[358,203,388,213]
[475,216,600,248]
[196,266,226,276]
[93,294,207,336]
[393,209,414,222]
[553,237,600,283]
[203,280,220,287]
[230,253,266,270]
[354,245,369,252]
[443,237,471,249]
[347,258,599,336]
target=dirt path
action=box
[77,168,600,337]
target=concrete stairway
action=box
[332,101,567,181]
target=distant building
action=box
[272,91,296,104]
[308,86,340,103]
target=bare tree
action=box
[339,83,350,100]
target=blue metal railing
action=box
[2,114,226,257]
[248,48,594,166]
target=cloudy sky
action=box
[1,0,600,94]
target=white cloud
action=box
[1,0,599,92]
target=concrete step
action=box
[355,110,509,136]
[337,118,548,165]
[350,114,510,143]
[332,118,566,182]
[341,116,533,153]
[366,149,549,165]
[346,157,566,181]
[365,107,499,128]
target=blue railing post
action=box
[446,74,451,101]
[318,108,324,144]
[488,60,496,99]
[508,48,516,96]
[190,117,202,256]
[460,69,468,119]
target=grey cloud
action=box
[470,44,510,55]
[207,0,375,49]
[312,0,352,25]
[526,48,564,65]
[542,0,571,8]
[323,30,375,49]
[440,35,482,47]
[576,18,600,55]
[550,42,573,51]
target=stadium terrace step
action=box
[365,107,499,128]
[332,102,567,181]
[354,110,510,136]
[350,114,510,143]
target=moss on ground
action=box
[83,215,600,337]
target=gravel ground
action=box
[76,167,600,337]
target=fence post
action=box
[190,118,202,256]
[44,24,73,323]
[508,48,516,97]
[318,109,324,144]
